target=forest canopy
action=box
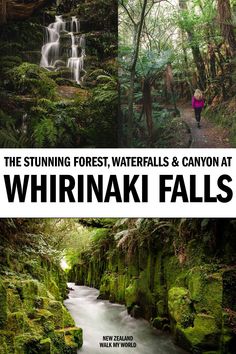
[119,0,236,146]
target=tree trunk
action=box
[0,0,7,24]
[217,0,236,57]
[126,0,148,146]
[117,83,123,147]
[165,63,178,113]
[143,79,153,140]
[181,31,193,97]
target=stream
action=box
[64,283,187,354]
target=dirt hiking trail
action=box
[179,105,231,148]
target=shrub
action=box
[8,63,56,98]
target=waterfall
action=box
[67,33,86,84]
[40,15,85,84]
[69,32,78,58]
[71,16,80,33]
[40,15,65,68]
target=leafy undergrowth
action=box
[205,98,236,147]
[124,104,190,148]
[0,0,118,148]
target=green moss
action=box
[116,274,126,303]
[156,300,166,316]
[15,333,42,354]
[35,296,50,309]
[99,272,113,300]
[47,280,61,301]
[124,270,153,318]
[152,316,169,330]
[62,306,75,328]
[187,267,223,322]
[39,338,51,353]
[7,311,30,334]
[67,218,236,352]
[176,314,221,351]
[46,301,64,329]
[6,287,23,313]
[64,327,83,348]
[0,256,83,353]
[163,256,186,290]
[0,330,15,354]
[54,327,83,353]
[0,279,7,327]
[125,278,139,310]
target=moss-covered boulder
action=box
[168,287,193,328]
[176,314,221,351]
[54,327,83,353]
[0,266,83,353]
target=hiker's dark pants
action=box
[194,107,202,122]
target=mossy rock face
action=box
[0,279,7,328]
[125,278,139,311]
[176,314,221,351]
[7,311,31,334]
[15,333,42,354]
[163,256,185,290]
[39,338,51,354]
[6,287,24,313]
[46,301,64,329]
[156,299,166,316]
[54,327,83,353]
[152,316,170,331]
[0,263,83,353]
[99,272,113,300]
[0,330,15,354]
[124,272,153,319]
[168,287,194,328]
[62,306,75,328]
[187,267,223,321]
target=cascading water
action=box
[40,15,85,84]
[71,16,80,33]
[67,33,86,84]
[40,15,65,68]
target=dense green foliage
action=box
[0,0,118,148]
[119,0,236,146]
[0,219,83,353]
[68,218,236,353]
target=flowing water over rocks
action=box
[65,284,188,354]
[40,15,86,83]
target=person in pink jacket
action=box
[192,89,204,128]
